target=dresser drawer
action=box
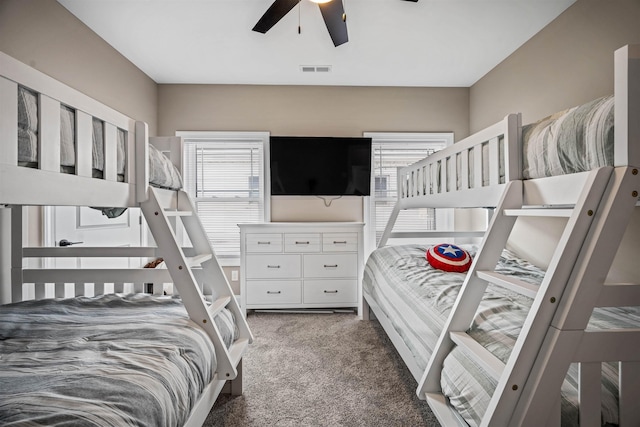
[246,281,302,305]
[322,233,358,252]
[284,233,321,253]
[303,280,357,304]
[245,254,301,279]
[246,233,283,253]
[303,254,357,278]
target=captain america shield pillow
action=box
[426,243,472,273]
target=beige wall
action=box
[159,84,469,222]
[470,0,640,132]
[0,0,158,134]
[470,0,640,269]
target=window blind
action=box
[182,137,266,259]
[368,135,451,246]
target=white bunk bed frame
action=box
[0,51,253,426]
[364,44,640,426]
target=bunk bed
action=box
[362,44,640,426]
[0,51,253,426]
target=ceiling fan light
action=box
[309,0,332,3]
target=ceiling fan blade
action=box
[318,0,348,47]
[253,0,300,34]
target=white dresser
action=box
[239,222,364,316]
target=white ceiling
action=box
[57,0,575,87]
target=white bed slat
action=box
[34,283,45,300]
[76,111,93,177]
[450,331,505,382]
[104,122,117,181]
[136,121,149,202]
[0,77,18,165]
[10,206,23,303]
[473,144,483,189]
[460,151,469,191]
[578,362,602,427]
[23,268,173,284]
[424,393,468,427]
[614,44,640,168]
[94,283,105,296]
[596,283,640,307]
[619,361,640,426]
[488,137,499,186]
[39,94,61,172]
[503,208,573,218]
[476,270,539,298]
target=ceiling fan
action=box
[252,0,419,47]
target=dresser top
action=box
[238,222,364,230]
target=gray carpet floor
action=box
[204,311,441,426]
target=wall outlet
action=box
[231,269,239,282]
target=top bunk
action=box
[0,51,183,208]
[392,44,639,215]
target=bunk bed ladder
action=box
[417,167,614,426]
[141,187,253,385]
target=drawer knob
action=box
[267,265,281,269]
[295,241,310,245]
[324,264,338,268]
[324,290,339,294]
[257,241,271,245]
[267,290,282,294]
[333,241,347,244]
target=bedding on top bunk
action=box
[0,293,236,426]
[363,244,639,426]
[17,86,182,190]
[522,95,614,179]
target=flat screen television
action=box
[269,136,372,196]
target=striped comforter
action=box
[0,294,236,426]
[522,96,614,179]
[363,244,640,426]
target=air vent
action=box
[300,65,332,73]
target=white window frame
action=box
[177,131,270,265]
[363,132,454,255]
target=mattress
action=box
[17,85,182,190]
[0,293,236,426]
[363,244,638,426]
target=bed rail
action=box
[0,51,154,207]
[378,113,521,247]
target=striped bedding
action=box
[522,95,614,179]
[0,293,236,426]
[363,244,639,426]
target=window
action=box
[178,132,269,262]
[364,132,453,251]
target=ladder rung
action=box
[597,283,640,307]
[187,254,213,266]
[208,296,232,317]
[476,271,539,299]
[228,338,250,366]
[163,209,192,217]
[424,393,468,426]
[503,208,573,217]
[450,331,505,382]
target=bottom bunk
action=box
[363,244,640,426]
[0,292,240,426]
[363,243,639,426]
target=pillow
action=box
[426,243,472,273]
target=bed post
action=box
[135,121,150,203]
[614,44,640,168]
[0,206,10,304]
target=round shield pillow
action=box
[426,243,472,273]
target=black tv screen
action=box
[270,136,372,196]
